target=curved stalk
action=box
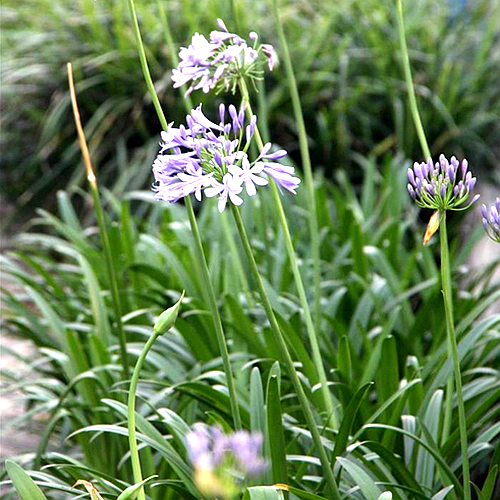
[127,331,159,500]
[230,205,341,500]
[239,79,337,428]
[127,0,242,430]
[68,63,129,379]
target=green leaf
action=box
[282,485,328,499]
[6,460,48,500]
[337,335,352,383]
[377,336,399,403]
[416,390,443,489]
[431,485,454,500]
[377,493,392,500]
[117,475,158,500]
[481,464,498,500]
[337,457,381,500]
[363,441,424,495]
[77,254,111,346]
[243,486,283,500]
[333,382,372,461]
[250,367,265,434]
[266,374,288,484]
[363,424,462,495]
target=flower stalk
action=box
[396,1,471,496]
[271,0,323,378]
[238,78,338,428]
[128,293,184,500]
[439,212,471,499]
[127,0,242,430]
[230,205,341,500]
[396,0,431,159]
[67,62,130,379]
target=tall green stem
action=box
[395,0,431,159]
[127,331,159,500]
[127,0,242,430]
[439,212,471,500]
[239,79,337,428]
[230,206,341,500]
[185,196,242,430]
[271,0,323,372]
[396,1,470,496]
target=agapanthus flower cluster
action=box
[407,154,480,210]
[172,18,277,96]
[482,198,500,243]
[186,424,266,499]
[152,104,300,212]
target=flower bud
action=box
[153,291,185,335]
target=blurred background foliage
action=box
[1,0,499,225]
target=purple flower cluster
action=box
[407,154,480,210]
[482,198,500,243]
[152,104,300,212]
[186,423,266,477]
[172,19,277,96]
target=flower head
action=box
[172,19,277,96]
[407,154,480,211]
[152,105,300,212]
[186,424,266,499]
[482,198,500,243]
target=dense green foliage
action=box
[1,0,500,499]
[2,166,499,497]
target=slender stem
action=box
[126,0,167,129]
[439,212,471,500]
[271,0,323,375]
[67,63,130,379]
[127,0,242,430]
[185,197,243,430]
[127,331,159,500]
[396,2,469,493]
[158,1,194,111]
[229,0,241,32]
[230,205,340,500]
[89,184,130,377]
[239,79,337,428]
[395,0,431,159]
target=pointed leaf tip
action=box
[6,461,48,500]
[117,475,158,500]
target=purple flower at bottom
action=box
[185,424,266,477]
[229,431,267,475]
[482,198,500,243]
